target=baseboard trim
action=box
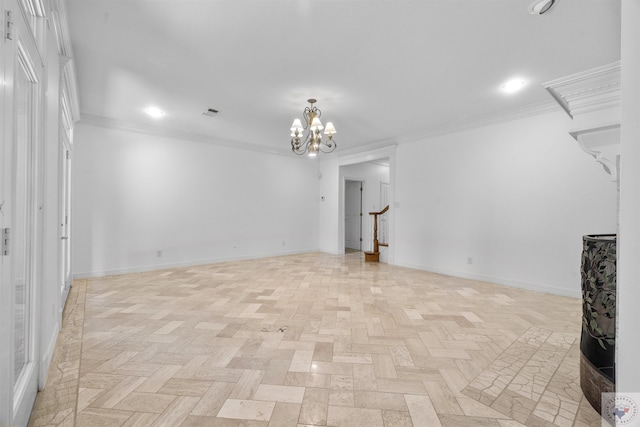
[73,248,321,279]
[393,261,580,298]
[39,321,60,390]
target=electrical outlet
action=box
[156,250,163,258]
[467,257,473,265]
[282,241,286,246]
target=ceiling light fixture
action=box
[290,99,337,157]
[501,78,527,94]
[528,0,555,15]
[144,106,165,118]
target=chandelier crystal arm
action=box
[319,139,337,153]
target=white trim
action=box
[49,0,80,123]
[337,145,396,166]
[72,248,320,279]
[38,321,59,390]
[79,98,565,160]
[320,249,345,256]
[49,0,73,56]
[17,39,40,84]
[393,260,581,298]
[60,60,80,124]
[570,122,620,181]
[543,61,621,119]
[394,99,561,144]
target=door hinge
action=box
[5,11,13,41]
[2,228,10,256]
[66,150,70,160]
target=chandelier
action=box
[290,99,337,157]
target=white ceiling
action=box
[65,0,621,155]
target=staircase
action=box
[364,205,389,262]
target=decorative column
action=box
[543,62,620,415]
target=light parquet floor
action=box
[29,252,602,426]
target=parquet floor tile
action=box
[29,252,602,426]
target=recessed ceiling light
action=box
[501,78,527,94]
[144,106,165,118]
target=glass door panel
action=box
[13,42,35,389]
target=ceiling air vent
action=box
[202,108,219,117]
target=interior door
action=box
[0,1,42,424]
[345,180,362,250]
[60,139,71,301]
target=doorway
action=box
[344,180,363,251]
[338,154,392,261]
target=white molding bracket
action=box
[570,123,620,181]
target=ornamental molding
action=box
[50,0,81,123]
[544,62,621,182]
[570,122,620,181]
[543,61,621,119]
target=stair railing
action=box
[369,205,389,253]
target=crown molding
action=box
[331,139,398,161]
[79,114,292,157]
[543,62,622,182]
[395,98,561,144]
[543,61,621,119]
[336,144,397,166]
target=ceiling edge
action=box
[543,61,621,119]
[79,97,563,160]
[397,99,562,144]
[78,114,292,157]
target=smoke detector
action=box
[528,0,555,15]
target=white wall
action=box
[72,123,320,277]
[393,110,617,297]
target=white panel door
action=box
[60,142,71,301]
[345,180,362,250]
[0,1,42,424]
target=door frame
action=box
[337,146,396,261]
[59,120,72,303]
[0,1,45,424]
